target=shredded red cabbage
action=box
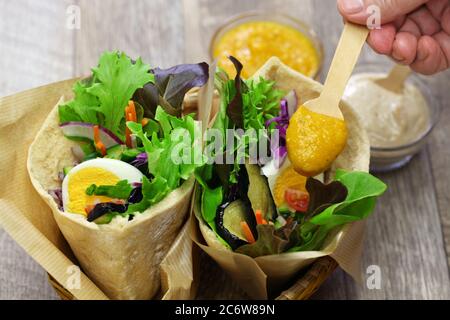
[264,91,298,167]
[49,189,63,210]
[131,152,148,168]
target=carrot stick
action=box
[125,127,132,148]
[128,101,137,122]
[125,104,132,147]
[255,209,263,225]
[93,125,107,156]
[241,221,255,243]
[262,219,268,225]
[93,125,100,143]
[141,117,149,127]
[96,141,106,156]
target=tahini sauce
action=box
[343,73,430,148]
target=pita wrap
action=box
[28,100,194,300]
[193,57,370,298]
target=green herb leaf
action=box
[242,77,284,132]
[126,107,203,213]
[59,51,154,140]
[289,170,387,252]
[194,165,223,224]
[59,79,100,124]
[85,180,133,199]
[126,175,170,214]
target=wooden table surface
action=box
[1,0,449,300]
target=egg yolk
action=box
[286,106,348,177]
[273,165,307,207]
[67,167,120,215]
[213,21,320,79]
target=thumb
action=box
[337,0,429,25]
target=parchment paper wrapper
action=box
[0,79,196,300]
[191,57,370,300]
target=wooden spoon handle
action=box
[321,23,369,109]
[385,64,411,91]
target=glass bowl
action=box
[345,62,441,173]
[209,11,324,80]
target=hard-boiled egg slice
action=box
[62,158,144,215]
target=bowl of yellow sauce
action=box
[210,12,323,79]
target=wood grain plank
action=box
[75,0,185,75]
[426,70,450,269]
[192,0,450,300]
[0,0,75,96]
[2,0,449,300]
[0,0,75,300]
[311,0,450,300]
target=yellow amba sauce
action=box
[213,21,319,78]
[286,106,348,177]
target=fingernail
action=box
[340,0,364,14]
[416,47,427,61]
[392,51,404,62]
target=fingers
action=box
[367,25,419,64]
[367,23,396,54]
[408,6,441,35]
[425,0,450,21]
[392,32,418,64]
[337,0,429,25]
[410,35,449,74]
[339,0,450,75]
[440,3,450,34]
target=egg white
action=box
[62,158,144,212]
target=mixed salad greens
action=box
[55,51,208,223]
[195,57,387,255]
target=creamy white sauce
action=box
[343,73,430,148]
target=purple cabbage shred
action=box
[265,98,291,167]
[49,189,63,211]
[131,153,148,168]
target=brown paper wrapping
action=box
[0,79,195,300]
[190,58,370,299]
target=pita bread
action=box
[196,57,370,251]
[28,101,194,300]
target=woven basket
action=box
[47,90,338,300]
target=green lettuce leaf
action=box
[194,164,223,226]
[85,180,133,199]
[59,51,154,140]
[213,57,284,183]
[242,77,284,132]
[232,170,386,256]
[126,107,203,213]
[290,170,387,252]
[59,79,100,124]
[126,175,170,214]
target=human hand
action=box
[337,0,450,75]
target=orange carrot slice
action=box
[141,117,149,127]
[241,221,256,243]
[93,125,107,156]
[128,101,137,121]
[255,209,263,225]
